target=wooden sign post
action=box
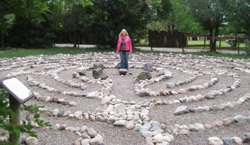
[1,77,33,144]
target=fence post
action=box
[204,36,206,49]
[237,37,240,55]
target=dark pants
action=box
[119,51,129,69]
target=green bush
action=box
[0,88,50,144]
[6,18,55,48]
[243,40,250,56]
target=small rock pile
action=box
[92,63,108,80]
[54,124,104,145]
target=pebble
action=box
[242,133,250,143]
[74,111,83,119]
[69,101,77,106]
[232,136,242,144]
[89,134,104,145]
[87,128,97,138]
[81,139,90,145]
[72,140,81,145]
[156,142,169,145]
[153,134,164,143]
[80,126,88,132]
[174,106,189,115]
[207,137,224,145]
[234,115,249,124]
[223,138,233,145]
[25,136,39,145]
[126,121,135,130]
[114,120,127,127]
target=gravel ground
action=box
[38,116,146,145]
[0,53,249,145]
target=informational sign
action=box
[1,77,33,103]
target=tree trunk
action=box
[1,32,4,49]
[209,28,216,52]
[73,30,77,48]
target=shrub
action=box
[243,40,250,56]
[0,88,50,144]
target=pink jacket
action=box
[116,35,132,53]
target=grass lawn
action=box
[134,48,250,59]
[188,40,246,48]
[0,47,114,58]
[0,47,249,60]
[137,39,246,49]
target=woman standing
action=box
[116,29,132,70]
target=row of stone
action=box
[166,74,198,88]
[174,93,250,115]
[54,124,104,145]
[27,75,113,100]
[0,135,39,145]
[167,114,250,136]
[135,76,218,97]
[49,96,174,145]
[33,91,77,106]
[207,133,250,145]
[149,72,240,108]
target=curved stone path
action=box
[0,52,249,145]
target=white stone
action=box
[174,106,189,115]
[74,111,83,119]
[81,139,90,145]
[80,126,88,132]
[25,136,38,145]
[156,142,169,145]
[232,136,243,144]
[207,137,224,145]
[69,101,77,106]
[153,134,164,143]
[114,120,127,127]
[126,121,135,130]
[89,134,104,145]
[87,128,97,138]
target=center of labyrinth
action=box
[0,53,249,145]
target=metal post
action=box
[9,95,21,145]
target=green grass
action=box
[188,40,246,48]
[190,51,250,59]
[137,39,246,49]
[0,47,249,60]
[134,48,250,59]
[0,47,114,58]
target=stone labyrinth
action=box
[0,52,250,145]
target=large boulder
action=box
[76,67,88,75]
[92,68,103,78]
[119,69,128,75]
[92,68,108,80]
[143,63,153,72]
[136,71,152,81]
[93,63,104,69]
[98,73,108,80]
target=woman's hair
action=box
[119,29,129,36]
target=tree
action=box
[186,0,226,52]
[82,0,151,48]
[147,0,202,33]
[222,0,250,37]
[0,0,49,48]
[61,0,93,48]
